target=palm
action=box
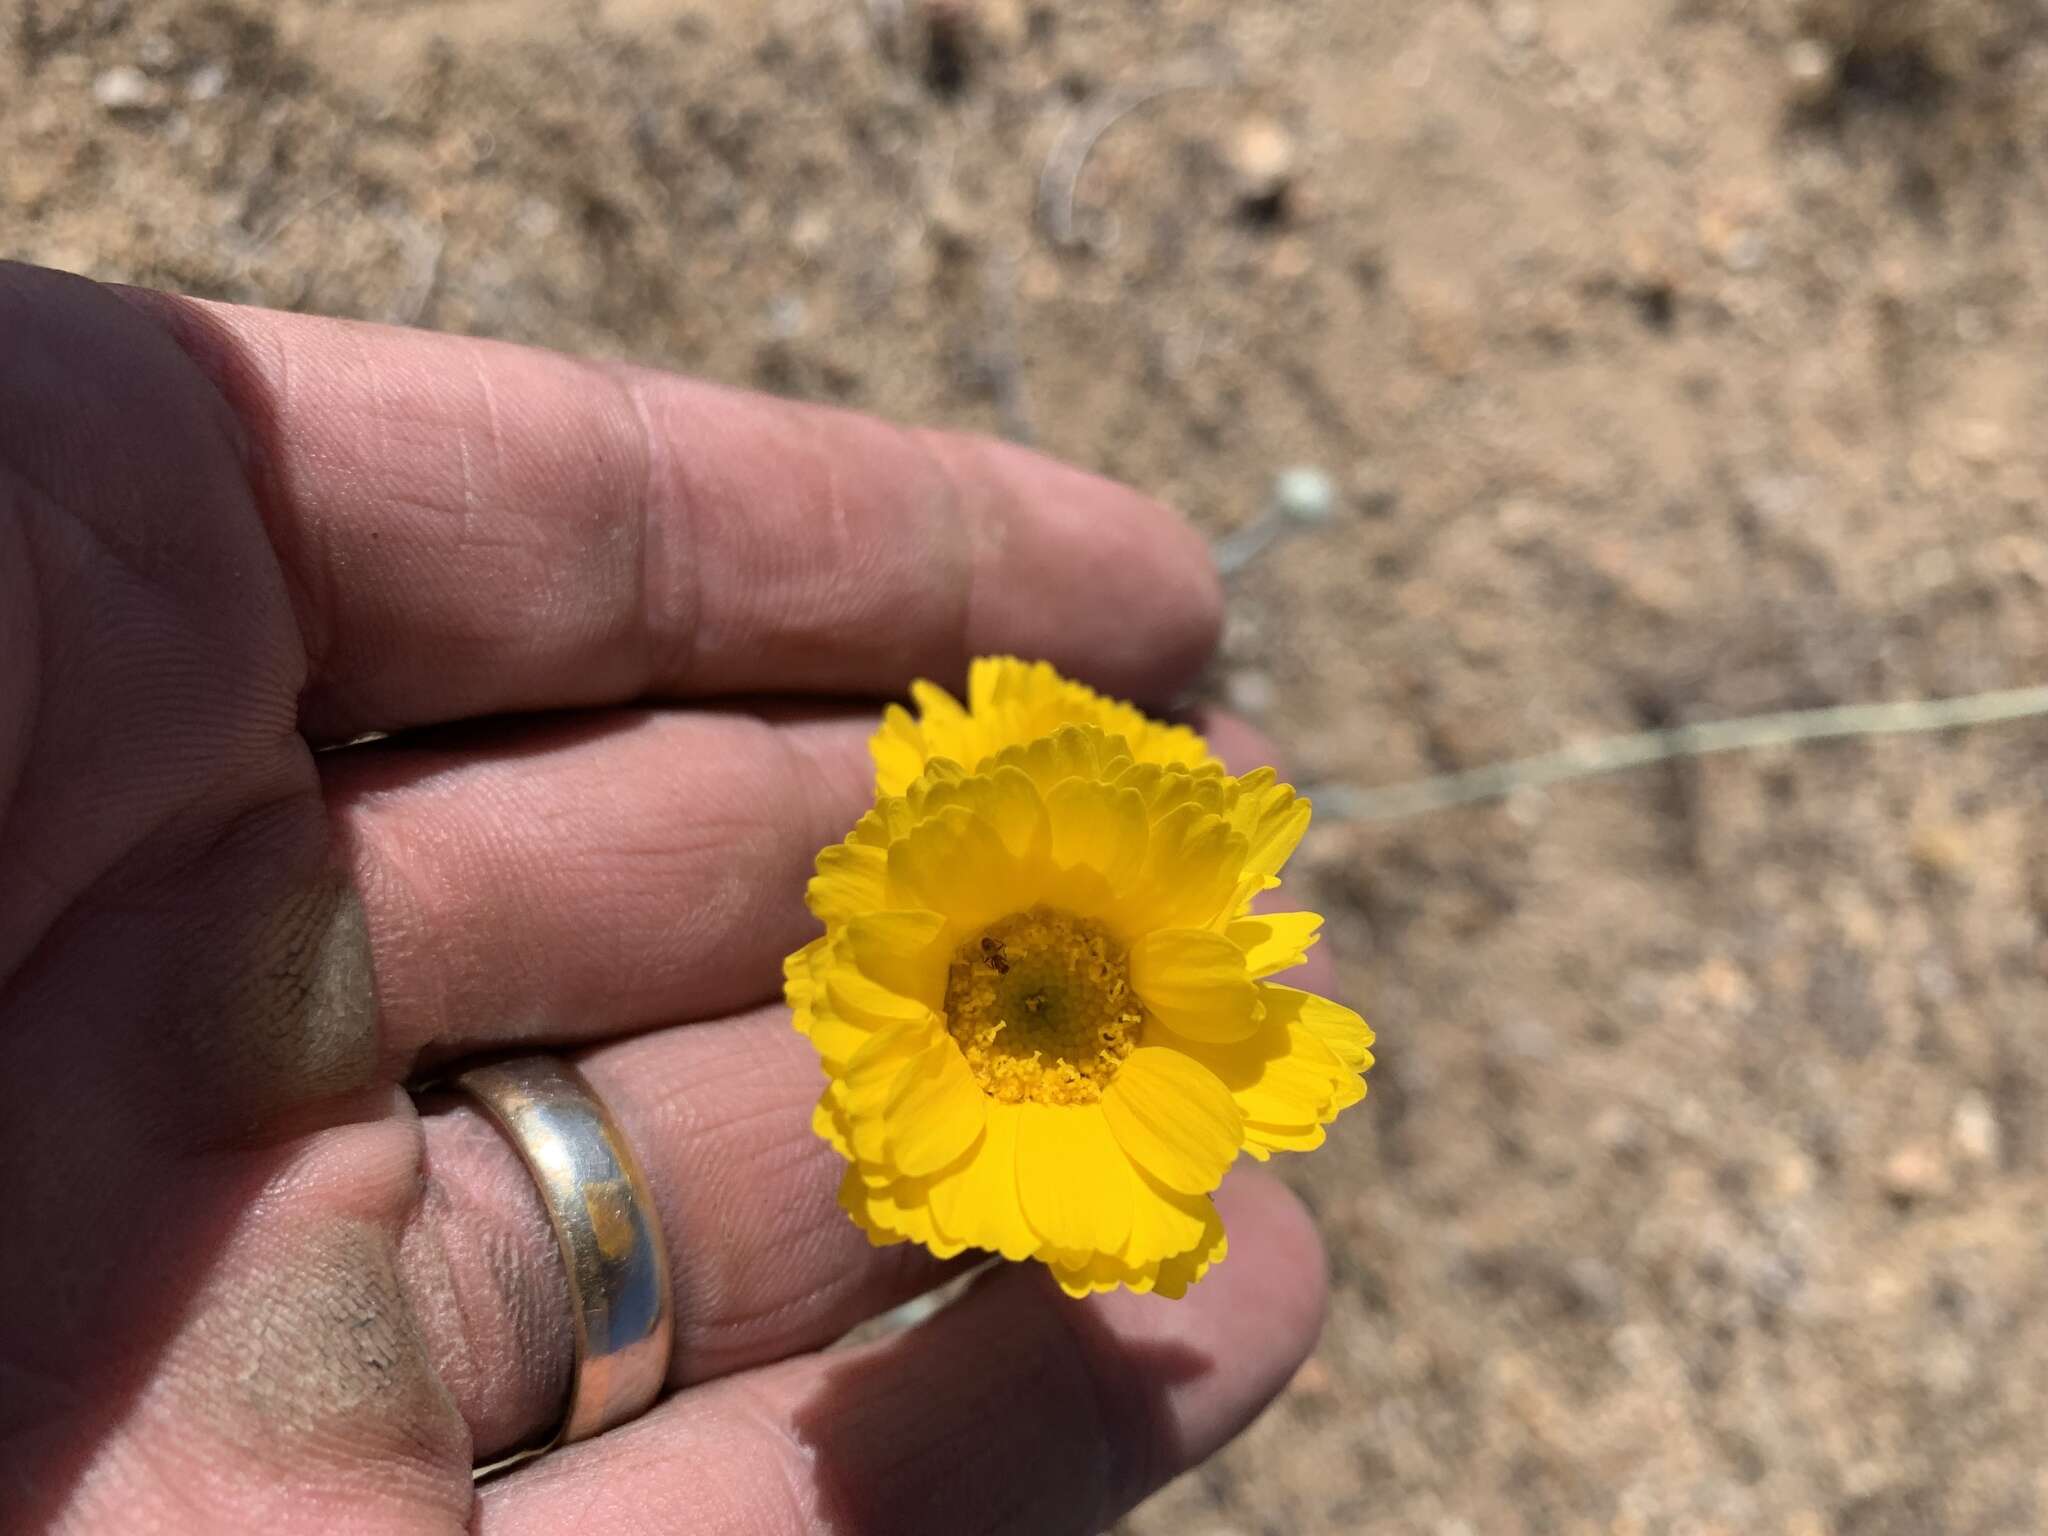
[0,264,1326,1534]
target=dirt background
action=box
[8,0,2048,1531]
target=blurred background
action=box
[9,0,2048,1530]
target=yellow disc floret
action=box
[944,907,1142,1105]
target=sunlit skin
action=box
[0,262,1335,1534]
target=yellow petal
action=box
[966,654,1018,715]
[1146,1205,1228,1299]
[848,795,916,849]
[1126,803,1245,931]
[1276,985,1377,1072]
[1048,1261,1119,1297]
[1234,1026,1347,1125]
[886,806,1018,931]
[990,723,1130,791]
[800,1009,877,1076]
[810,1093,852,1160]
[823,960,931,1031]
[1045,776,1148,889]
[915,763,1047,862]
[806,842,891,924]
[1129,928,1263,1043]
[1226,773,1310,891]
[838,1165,961,1253]
[871,704,930,799]
[783,936,827,1027]
[839,1024,933,1165]
[1101,1048,1243,1195]
[1169,987,1366,1131]
[1016,1103,1132,1256]
[884,1037,987,1177]
[846,910,951,1006]
[929,1102,1036,1261]
[1122,1167,1221,1264]
[1050,1179,1224,1295]
[1227,911,1324,978]
[1243,1121,1327,1153]
[911,677,971,729]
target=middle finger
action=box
[324,707,872,1073]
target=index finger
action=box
[127,290,1223,740]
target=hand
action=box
[0,264,1330,1534]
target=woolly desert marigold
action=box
[870,654,1218,797]
[786,675,1372,1298]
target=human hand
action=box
[0,264,1330,1533]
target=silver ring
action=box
[453,1055,673,1461]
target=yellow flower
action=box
[870,654,1218,797]
[788,694,1372,1298]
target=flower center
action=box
[943,907,1142,1105]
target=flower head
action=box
[870,654,1218,797]
[788,668,1371,1297]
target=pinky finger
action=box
[479,1169,1327,1536]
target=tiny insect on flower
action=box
[785,658,1373,1297]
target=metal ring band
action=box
[453,1056,673,1457]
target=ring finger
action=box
[403,1003,960,1460]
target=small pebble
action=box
[1784,38,1835,107]
[93,65,157,112]
[1495,1,1541,48]
[765,294,808,341]
[1229,117,1296,218]
[1882,1143,1951,1204]
[1274,465,1336,524]
[1591,1105,1646,1160]
[1224,669,1276,717]
[1288,1356,1334,1398]
[186,61,228,102]
[1725,230,1767,273]
[1950,1092,2000,1168]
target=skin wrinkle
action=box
[909,427,982,687]
[333,793,460,1082]
[255,309,340,691]
[721,1378,824,1536]
[457,350,486,545]
[0,485,44,950]
[406,1107,574,1452]
[611,364,701,702]
[116,289,337,718]
[773,722,861,874]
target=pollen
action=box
[943,907,1143,1105]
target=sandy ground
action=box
[9,0,2048,1530]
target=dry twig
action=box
[1314,685,2048,823]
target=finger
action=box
[324,709,874,1071]
[402,1006,957,1459]
[478,1170,1326,1536]
[126,291,1223,741]
[1197,710,1339,998]
[331,707,1336,1074]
